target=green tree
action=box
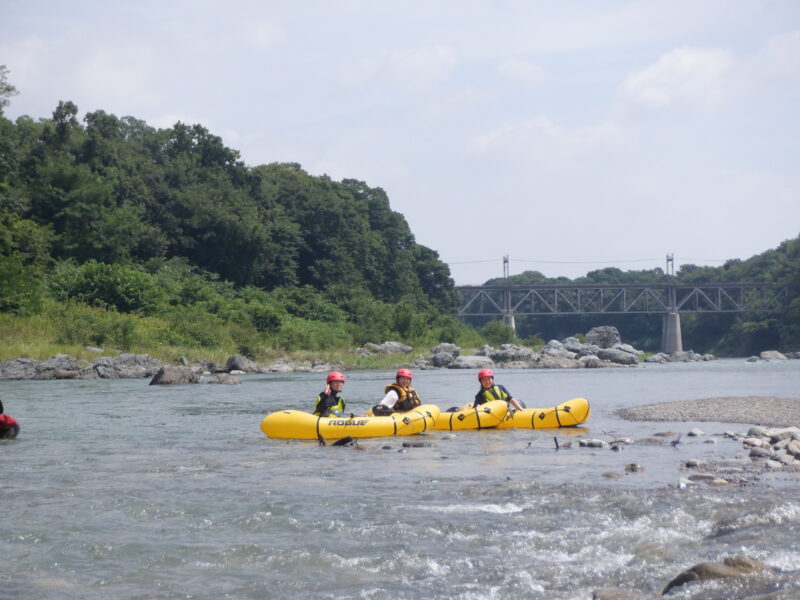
[0,65,19,116]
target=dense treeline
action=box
[478,236,800,356]
[0,69,471,360]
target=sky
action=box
[1,0,799,285]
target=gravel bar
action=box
[616,396,800,428]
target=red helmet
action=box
[326,371,345,383]
[395,368,413,380]
[478,368,494,381]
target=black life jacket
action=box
[384,383,421,412]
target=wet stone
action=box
[688,473,716,482]
[708,478,729,486]
[749,447,774,458]
[579,438,609,448]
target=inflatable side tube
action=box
[496,397,591,429]
[260,404,441,440]
[433,400,508,431]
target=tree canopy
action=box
[0,80,463,354]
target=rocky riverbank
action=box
[2,325,797,381]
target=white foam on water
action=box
[764,549,800,571]
[424,502,531,515]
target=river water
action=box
[2,359,799,599]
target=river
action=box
[2,359,799,599]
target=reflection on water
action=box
[1,359,799,599]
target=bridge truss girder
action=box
[456,283,788,317]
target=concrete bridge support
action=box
[502,313,516,333]
[662,311,683,354]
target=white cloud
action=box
[736,29,800,94]
[75,46,159,109]
[337,44,456,91]
[387,45,457,89]
[619,47,734,109]
[755,29,800,77]
[470,116,635,168]
[496,57,546,84]
[245,21,287,49]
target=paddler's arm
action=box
[508,397,524,411]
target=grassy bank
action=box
[0,301,483,369]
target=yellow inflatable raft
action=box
[496,397,590,429]
[433,399,508,431]
[260,404,441,440]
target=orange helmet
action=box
[395,368,413,380]
[326,371,345,383]
[478,368,494,381]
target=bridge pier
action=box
[662,311,683,354]
[502,313,516,333]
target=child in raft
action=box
[313,371,348,418]
[474,368,526,411]
[372,368,422,415]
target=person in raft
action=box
[313,371,348,418]
[372,368,421,415]
[474,369,526,412]
[0,399,20,439]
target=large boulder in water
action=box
[149,366,202,385]
[431,343,460,357]
[597,348,638,365]
[378,341,413,354]
[94,354,163,379]
[585,326,622,349]
[662,555,776,595]
[225,354,257,372]
[449,355,495,369]
[0,358,38,380]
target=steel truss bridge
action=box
[455,282,788,353]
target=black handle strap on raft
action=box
[420,409,432,431]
